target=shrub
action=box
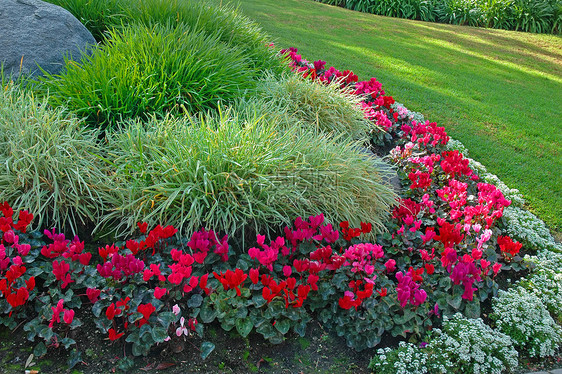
[0,83,108,233]
[101,109,397,237]
[38,22,254,129]
[255,74,376,141]
[491,286,562,358]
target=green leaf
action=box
[187,294,203,308]
[60,337,76,349]
[464,300,480,318]
[34,342,47,357]
[256,322,276,339]
[293,322,306,337]
[67,349,82,369]
[199,301,217,323]
[139,324,151,338]
[157,312,177,327]
[235,317,253,338]
[251,295,267,308]
[274,319,291,335]
[448,293,462,310]
[151,326,169,343]
[200,341,215,360]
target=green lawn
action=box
[236,0,562,233]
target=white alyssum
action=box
[492,286,562,358]
[429,314,518,374]
[369,342,430,374]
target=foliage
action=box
[0,83,108,234]
[44,0,285,73]
[44,0,124,41]
[102,109,397,237]
[256,73,376,141]
[315,0,562,33]
[37,22,255,129]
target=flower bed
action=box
[1,44,561,373]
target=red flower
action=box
[377,288,388,297]
[25,276,35,292]
[154,287,167,299]
[86,288,101,303]
[497,236,522,258]
[14,210,33,233]
[137,303,156,326]
[108,328,124,341]
[137,222,148,234]
[105,303,121,320]
[249,268,259,284]
[213,269,247,296]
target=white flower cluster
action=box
[430,314,519,374]
[369,341,430,374]
[521,250,562,321]
[492,286,562,358]
[368,315,518,374]
[502,206,562,252]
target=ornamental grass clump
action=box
[38,22,254,129]
[120,0,284,74]
[45,0,284,73]
[102,108,396,237]
[256,74,375,141]
[0,83,108,233]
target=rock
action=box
[0,0,96,79]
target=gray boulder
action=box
[0,0,96,79]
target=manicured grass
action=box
[236,0,562,233]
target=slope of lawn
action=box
[236,0,562,233]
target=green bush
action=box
[38,22,255,129]
[0,82,109,233]
[317,0,562,33]
[101,108,397,237]
[255,74,375,141]
[45,0,285,73]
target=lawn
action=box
[237,0,562,233]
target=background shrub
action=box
[0,83,108,233]
[316,0,562,33]
[38,23,255,129]
[102,108,396,237]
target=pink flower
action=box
[385,259,396,273]
[172,304,181,316]
[283,265,292,277]
[63,309,75,324]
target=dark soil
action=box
[0,319,375,374]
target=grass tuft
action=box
[37,22,255,129]
[102,108,397,237]
[0,82,109,234]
